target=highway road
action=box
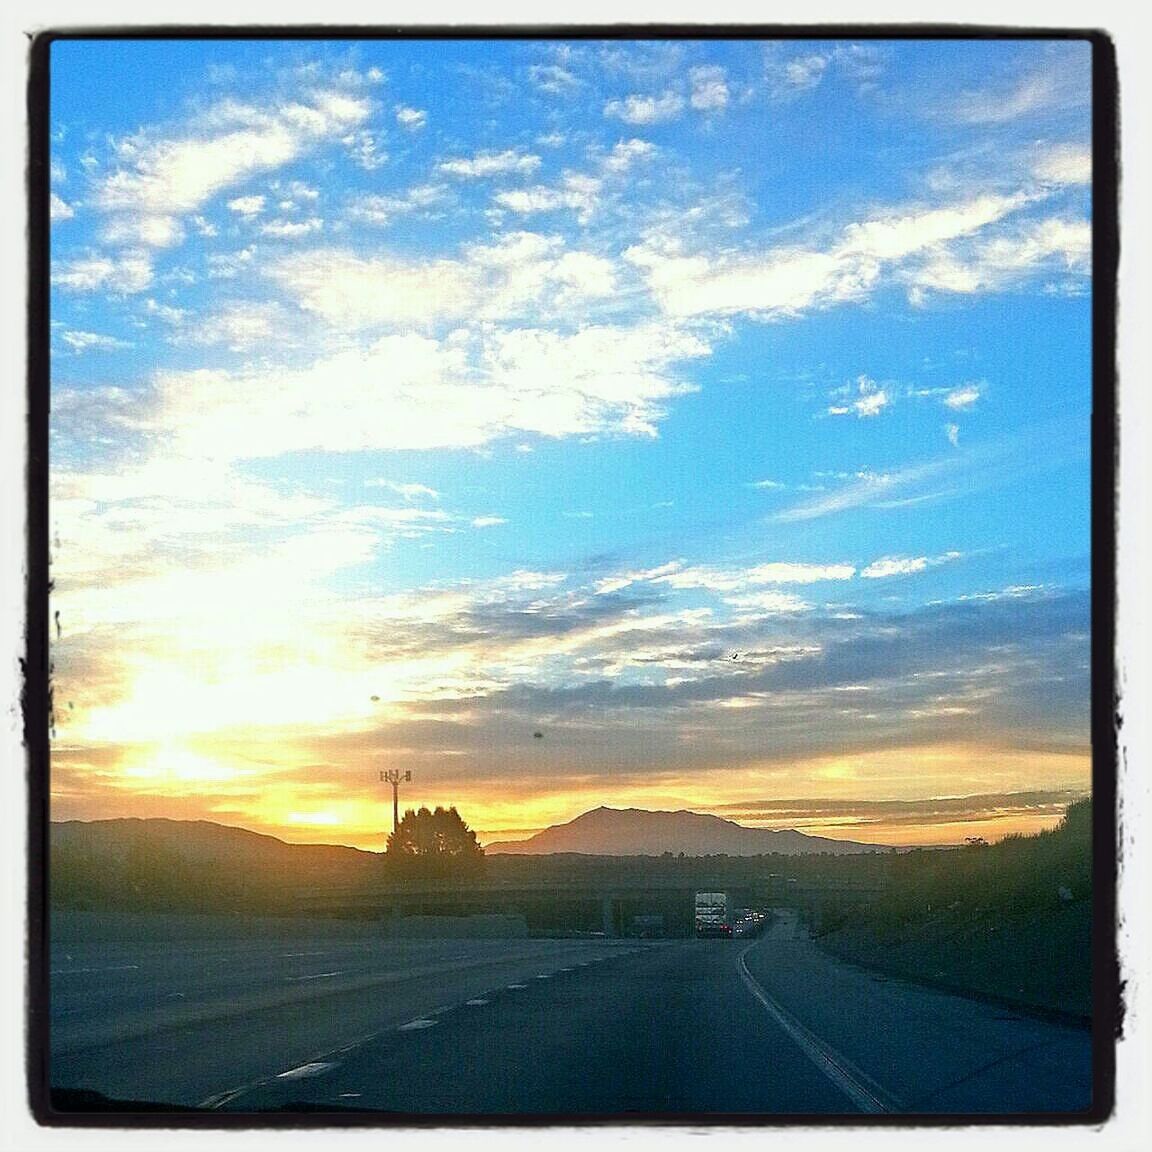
[47,910,1094,1119]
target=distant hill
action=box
[485,807,885,856]
[50,818,380,913]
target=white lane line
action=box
[281,951,328,958]
[465,998,489,1006]
[276,1061,337,1080]
[339,1093,362,1099]
[507,983,528,989]
[736,944,897,1115]
[286,970,345,982]
[50,965,141,975]
[534,974,551,980]
[398,1018,437,1031]
[558,967,574,972]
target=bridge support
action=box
[601,894,616,937]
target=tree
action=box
[386,806,484,876]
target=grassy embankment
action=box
[810,799,1094,1021]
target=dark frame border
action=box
[24,23,1120,1131]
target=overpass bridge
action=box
[286,872,886,937]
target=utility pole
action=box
[380,769,412,839]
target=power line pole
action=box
[380,769,412,840]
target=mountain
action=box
[484,807,886,857]
[49,818,380,913]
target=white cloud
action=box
[601,139,657,174]
[774,460,955,523]
[828,374,891,419]
[261,216,324,238]
[134,320,711,460]
[270,232,619,329]
[365,481,441,501]
[347,184,450,226]
[471,516,508,528]
[946,423,960,447]
[953,69,1070,125]
[909,216,1090,297]
[53,251,153,294]
[944,383,982,410]
[644,560,856,595]
[395,105,427,130]
[93,87,370,248]
[529,63,580,95]
[604,92,685,125]
[438,149,541,179]
[1032,144,1091,187]
[861,552,962,579]
[494,172,603,223]
[345,130,387,171]
[627,191,1036,320]
[50,193,75,222]
[58,330,133,353]
[689,66,729,112]
[722,590,812,615]
[181,300,287,350]
[227,194,266,217]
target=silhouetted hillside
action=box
[811,799,1094,1019]
[486,806,884,856]
[50,818,381,914]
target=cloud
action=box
[953,66,1083,125]
[828,374,891,418]
[946,423,960,447]
[471,516,508,528]
[494,173,603,224]
[260,216,324,238]
[92,87,370,249]
[689,66,729,111]
[395,105,427,129]
[227,194,266,217]
[53,251,154,294]
[123,320,710,459]
[365,480,440,501]
[269,231,620,329]
[529,63,581,95]
[943,383,982,410]
[860,552,961,579]
[600,138,657,174]
[50,193,75,221]
[347,184,450,226]
[604,91,685,125]
[908,216,1089,298]
[178,300,288,350]
[1032,143,1091,187]
[437,149,541,179]
[57,329,133,354]
[627,191,1033,320]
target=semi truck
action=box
[694,891,732,938]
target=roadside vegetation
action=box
[809,799,1093,1020]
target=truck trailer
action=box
[694,891,732,938]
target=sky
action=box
[45,35,1095,851]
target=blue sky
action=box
[47,36,1094,847]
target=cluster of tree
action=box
[385,805,485,877]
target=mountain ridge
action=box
[484,805,887,856]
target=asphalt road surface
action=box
[48,910,1094,1119]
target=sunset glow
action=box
[49,38,1092,852]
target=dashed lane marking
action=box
[465,998,490,1006]
[286,970,345,982]
[398,1018,437,1031]
[276,1061,338,1080]
[507,983,528,989]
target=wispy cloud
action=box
[604,91,685,125]
[437,148,541,178]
